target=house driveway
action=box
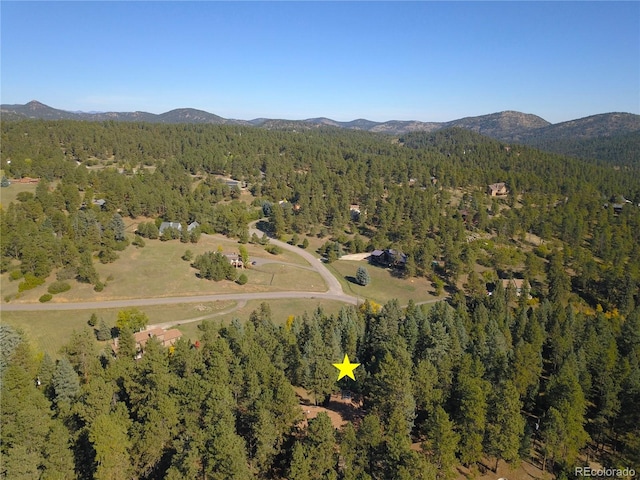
[248,222,345,296]
[1,222,357,313]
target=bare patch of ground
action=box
[455,459,552,480]
[339,253,371,261]
[295,388,364,430]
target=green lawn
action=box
[1,300,236,357]
[0,182,37,207]
[1,233,324,304]
[327,259,443,305]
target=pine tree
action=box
[484,380,525,471]
[77,250,98,284]
[365,347,416,434]
[52,357,80,406]
[356,266,371,286]
[289,413,338,480]
[454,358,488,466]
[108,213,126,241]
[542,358,589,470]
[423,405,459,480]
[97,319,112,341]
[89,406,133,480]
[61,327,99,383]
[42,420,75,479]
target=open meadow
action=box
[1,232,324,304]
[0,182,37,207]
[328,259,444,305]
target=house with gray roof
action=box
[159,222,182,235]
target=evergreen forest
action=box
[1,120,639,479]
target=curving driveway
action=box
[1,223,446,316]
[248,223,344,296]
[1,223,357,313]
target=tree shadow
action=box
[345,275,359,285]
[255,220,272,235]
[389,268,406,279]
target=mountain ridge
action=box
[2,101,639,155]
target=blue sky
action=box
[2,1,638,123]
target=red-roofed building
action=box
[113,327,183,358]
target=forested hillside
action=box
[523,130,640,168]
[1,120,639,479]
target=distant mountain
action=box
[443,110,551,142]
[2,101,638,164]
[525,112,640,141]
[1,100,81,120]
[156,108,230,124]
[0,100,245,125]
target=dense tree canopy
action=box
[1,119,639,478]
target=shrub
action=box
[48,281,71,295]
[18,274,45,292]
[93,281,105,292]
[16,191,34,202]
[265,245,282,255]
[9,270,23,281]
[182,249,194,261]
[116,308,149,332]
[56,267,77,281]
[39,294,53,303]
[132,235,146,248]
[237,273,248,285]
[301,238,309,249]
[88,313,98,327]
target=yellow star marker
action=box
[333,354,360,381]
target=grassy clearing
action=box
[0,182,37,207]
[1,233,324,304]
[1,300,237,358]
[328,259,442,305]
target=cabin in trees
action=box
[488,182,508,197]
[159,221,181,236]
[225,254,244,268]
[369,249,407,268]
[224,179,243,188]
[81,198,106,209]
[134,328,182,353]
[159,221,199,236]
[502,278,525,296]
[112,327,183,358]
[10,176,39,184]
